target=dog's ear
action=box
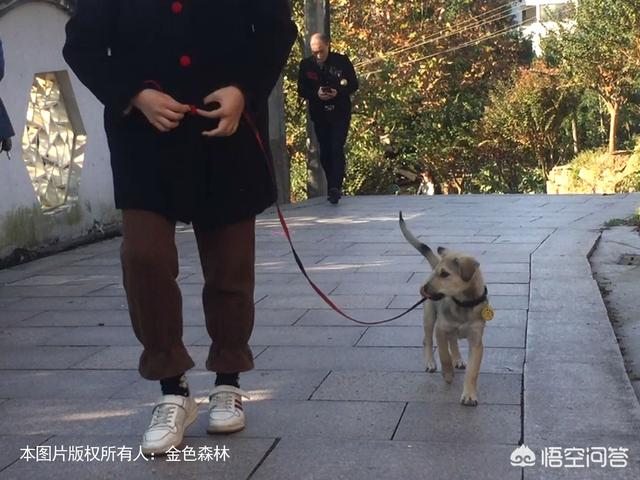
[454,257,479,282]
[437,246,448,255]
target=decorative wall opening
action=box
[21,71,86,211]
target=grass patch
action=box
[605,209,640,229]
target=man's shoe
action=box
[207,385,249,434]
[141,394,198,455]
[328,188,340,204]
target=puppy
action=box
[399,212,493,406]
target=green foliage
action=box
[477,64,579,190]
[543,0,640,152]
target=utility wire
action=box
[363,18,534,76]
[355,3,518,68]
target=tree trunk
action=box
[268,76,290,203]
[607,102,619,153]
[571,112,579,155]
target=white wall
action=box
[0,2,117,256]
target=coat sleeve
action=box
[297,59,316,101]
[232,0,297,103]
[62,0,144,114]
[337,54,358,97]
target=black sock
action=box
[215,372,240,388]
[160,373,190,397]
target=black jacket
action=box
[0,38,15,141]
[298,51,358,122]
[63,0,297,227]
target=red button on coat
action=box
[179,55,192,67]
[171,2,183,14]
[189,105,198,115]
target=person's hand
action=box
[318,87,336,101]
[131,89,190,132]
[197,86,245,137]
[325,88,338,100]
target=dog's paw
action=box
[460,392,478,407]
[453,358,466,370]
[425,361,437,373]
[442,371,454,384]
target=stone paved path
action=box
[1,194,639,479]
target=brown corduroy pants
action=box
[120,210,256,380]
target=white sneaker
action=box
[141,394,198,455]
[207,385,249,434]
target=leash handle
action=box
[242,112,427,325]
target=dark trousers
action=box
[313,114,351,192]
[120,210,256,380]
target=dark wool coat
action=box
[63,0,297,228]
[298,51,358,123]
[0,38,15,141]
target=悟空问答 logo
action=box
[511,445,536,467]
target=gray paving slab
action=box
[525,361,640,445]
[251,308,306,326]
[0,284,108,298]
[30,265,125,277]
[356,325,525,348]
[256,294,394,309]
[48,326,207,347]
[0,310,40,327]
[0,346,104,369]
[0,435,274,480]
[394,402,521,444]
[20,310,134,327]
[249,326,367,347]
[312,371,521,405]
[0,435,50,472]
[0,327,69,346]
[526,316,620,363]
[294,307,527,328]
[0,370,140,399]
[3,296,130,311]
[0,398,180,436]
[529,279,602,303]
[256,346,524,374]
[111,369,329,401]
[69,345,266,371]
[252,438,520,480]
[191,399,405,440]
[530,260,595,279]
[294,308,424,326]
[6,274,123,286]
[0,298,22,308]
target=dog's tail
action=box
[399,211,439,269]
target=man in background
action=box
[298,33,358,205]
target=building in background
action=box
[513,0,576,55]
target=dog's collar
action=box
[451,286,489,308]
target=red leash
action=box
[242,112,426,325]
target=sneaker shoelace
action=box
[149,403,178,430]
[211,392,239,412]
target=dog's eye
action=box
[440,271,450,278]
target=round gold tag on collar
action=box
[481,305,494,321]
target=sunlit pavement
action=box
[1,194,639,479]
